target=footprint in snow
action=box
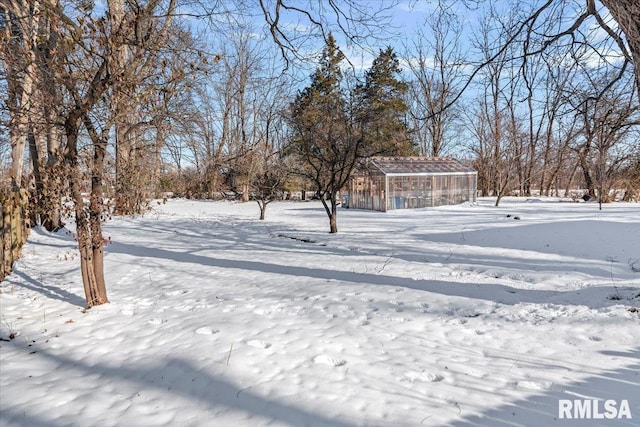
[404,371,444,382]
[164,290,189,297]
[313,355,347,367]
[247,340,271,349]
[516,380,559,391]
[120,305,135,316]
[195,327,219,335]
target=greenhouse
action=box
[348,157,477,211]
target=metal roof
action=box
[369,157,476,175]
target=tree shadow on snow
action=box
[107,241,638,309]
[29,226,77,246]
[409,220,640,280]
[444,347,640,427]
[0,342,360,427]
[5,270,85,307]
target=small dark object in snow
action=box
[506,214,511,218]
[582,194,591,202]
[628,307,638,313]
[277,233,317,244]
[513,216,520,220]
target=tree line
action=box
[1,0,639,307]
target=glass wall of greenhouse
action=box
[348,158,477,212]
[385,173,477,210]
[349,173,386,211]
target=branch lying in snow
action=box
[276,233,317,244]
[378,254,394,274]
[226,343,234,366]
[236,385,252,398]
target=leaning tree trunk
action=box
[601,0,640,100]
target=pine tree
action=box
[289,41,414,233]
[355,47,415,156]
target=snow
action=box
[1,197,639,427]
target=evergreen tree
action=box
[288,41,414,233]
[355,47,415,156]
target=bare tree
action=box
[250,55,291,220]
[421,0,639,139]
[535,55,581,196]
[257,0,398,65]
[464,8,530,206]
[1,0,68,230]
[252,151,289,220]
[46,0,181,307]
[0,0,39,191]
[568,72,640,207]
[404,6,465,157]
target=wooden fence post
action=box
[0,190,31,282]
[2,196,12,279]
[0,201,4,280]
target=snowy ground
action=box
[1,197,639,427]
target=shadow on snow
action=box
[107,240,637,309]
[0,342,360,427]
[445,347,640,427]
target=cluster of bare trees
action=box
[161,28,293,205]
[0,0,400,306]
[1,0,204,305]
[1,0,640,307]
[403,2,640,206]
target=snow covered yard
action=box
[1,197,639,427]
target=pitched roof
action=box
[369,157,476,175]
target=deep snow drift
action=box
[1,197,639,426]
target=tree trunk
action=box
[257,200,267,220]
[5,4,39,191]
[85,115,109,302]
[41,16,64,232]
[66,118,108,308]
[601,0,640,100]
[110,0,146,216]
[320,193,339,233]
[242,183,250,202]
[9,69,33,190]
[563,160,580,198]
[578,154,596,197]
[329,210,338,233]
[28,129,44,226]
